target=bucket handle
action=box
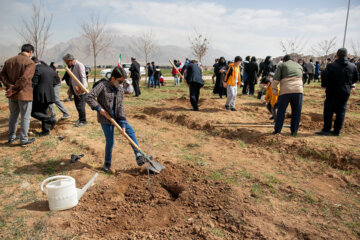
[40,175,75,194]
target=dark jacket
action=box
[129,61,140,79]
[0,53,36,101]
[185,63,203,86]
[258,60,274,78]
[32,63,57,104]
[245,61,259,84]
[321,58,359,98]
[147,65,154,77]
[85,80,126,125]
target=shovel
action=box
[65,67,165,173]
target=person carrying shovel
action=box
[85,66,149,173]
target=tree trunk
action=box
[94,53,96,83]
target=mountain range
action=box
[0,34,230,67]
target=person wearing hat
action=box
[129,57,141,96]
[316,48,359,136]
[62,53,88,127]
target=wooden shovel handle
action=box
[64,67,143,153]
[169,59,188,86]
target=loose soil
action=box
[0,82,359,239]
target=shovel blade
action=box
[145,158,165,173]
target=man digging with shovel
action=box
[85,67,153,173]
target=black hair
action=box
[265,56,271,62]
[336,48,347,58]
[111,66,127,79]
[251,56,256,62]
[245,56,250,61]
[21,44,34,53]
[283,55,292,62]
[234,56,242,62]
[31,56,39,63]
[151,61,155,65]
[260,77,270,85]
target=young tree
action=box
[350,39,360,57]
[16,3,53,58]
[279,37,307,58]
[130,30,158,83]
[311,37,337,60]
[189,30,210,64]
[80,13,111,82]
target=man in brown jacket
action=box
[0,44,36,146]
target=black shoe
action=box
[331,131,340,136]
[315,131,332,136]
[37,131,49,137]
[103,163,112,173]
[192,108,199,111]
[269,116,274,120]
[225,105,230,110]
[136,154,146,166]
[20,138,35,146]
[8,136,20,144]
[230,108,237,111]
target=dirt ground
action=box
[0,81,359,239]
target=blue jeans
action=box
[101,121,140,166]
[147,76,154,88]
[274,93,303,135]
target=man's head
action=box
[110,66,127,87]
[234,56,242,66]
[146,62,150,66]
[131,57,136,62]
[336,48,347,59]
[245,56,250,61]
[310,59,313,63]
[151,61,155,65]
[21,44,34,57]
[31,56,40,64]
[62,53,75,67]
[283,55,292,62]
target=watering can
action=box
[40,173,98,211]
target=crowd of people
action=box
[0,43,359,171]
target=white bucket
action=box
[40,175,78,211]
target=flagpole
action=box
[343,0,351,48]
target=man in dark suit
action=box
[316,48,359,136]
[185,60,204,111]
[129,57,141,96]
[31,57,57,136]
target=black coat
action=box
[129,61,140,79]
[32,64,57,104]
[185,63,203,86]
[245,61,259,84]
[258,61,274,78]
[321,58,359,98]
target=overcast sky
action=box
[0,0,359,58]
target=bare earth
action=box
[0,81,359,239]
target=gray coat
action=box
[70,60,88,95]
[85,80,126,125]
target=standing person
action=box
[212,58,219,84]
[0,44,36,146]
[172,60,180,86]
[154,66,162,88]
[62,53,88,127]
[224,56,242,111]
[272,55,304,136]
[185,60,204,111]
[244,56,259,96]
[316,48,359,136]
[242,56,250,95]
[129,57,141,97]
[146,63,154,88]
[31,57,57,136]
[305,59,315,84]
[314,61,321,82]
[258,56,274,79]
[48,62,70,120]
[213,57,227,98]
[85,67,149,173]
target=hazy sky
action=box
[0,0,359,58]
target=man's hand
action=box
[5,86,14,97]
[220,69,225,73]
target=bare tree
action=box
[311,37,337,60]
[130,30,158,82]
[16,3,53,58]
[350,39,360,57]
[80,13,111,82]
[189,30,210,64]
[279,37,307,57]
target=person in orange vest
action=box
[261,74,278,122]
[224,56,242,111]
